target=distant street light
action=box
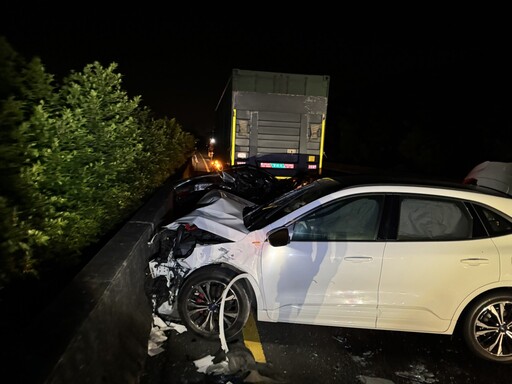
[208,138,215,160]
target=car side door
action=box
[260,194,386,328]
[377,194,500,333]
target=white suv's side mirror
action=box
[267,227,290,247]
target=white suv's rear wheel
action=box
[463,294,512,363]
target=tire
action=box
[177,267,250,341]
[462,293,512,363]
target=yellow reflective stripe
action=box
[319,114,326,174]
[231,109,237,165]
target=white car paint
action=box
[260,240,385,328]
[167,180,512,339]
[378,238,500,333]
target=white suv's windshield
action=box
[243,178,341,230]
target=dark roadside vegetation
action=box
[0,36,196,348]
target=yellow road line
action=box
[242,312,266,363]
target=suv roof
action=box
[329,174,511,198]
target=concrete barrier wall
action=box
[19,173,180,384]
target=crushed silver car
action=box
[170,165,312,218]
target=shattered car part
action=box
[171,165,314,218]
[147,218,236,320]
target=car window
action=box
[244,178,341,230]
[397,196,473,241]
[292,195,383,241]
[474,205,512,236]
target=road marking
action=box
[243,312,266,363]
[198,152,210,172]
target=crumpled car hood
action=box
[165,189,254,241]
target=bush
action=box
[0,38,195,286]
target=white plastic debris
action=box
[147,314,188,356]
[147,326,167,356]
[194,355,216,373]
[147,342,165,357]
[168,322,187,334]
[152,314,171,330]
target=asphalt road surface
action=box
[140,310,510,384]
[191,152,214,174]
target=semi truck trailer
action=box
[214,69,330,177]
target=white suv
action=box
[149,175,512,363]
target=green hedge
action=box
[0,38,195,286]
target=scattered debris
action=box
[332,335,350,348]
[147,314,187,356]
[147,335,166,357]
[193,345,284,383]
[168,322,187,334]
[194,354,216,374]
[351,355,369,367]
[243,369,285,383]
[395,363,438,383]
[357,376,396,384]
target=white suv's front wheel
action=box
[178,267,250,341]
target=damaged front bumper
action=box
[148,255,187,318]
[146,224,232,320]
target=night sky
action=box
[1,7,510,178]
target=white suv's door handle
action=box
[460,258,489,266]
[344,256,373,263]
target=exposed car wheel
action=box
[462,293,512,363]
[178,268,250,341]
